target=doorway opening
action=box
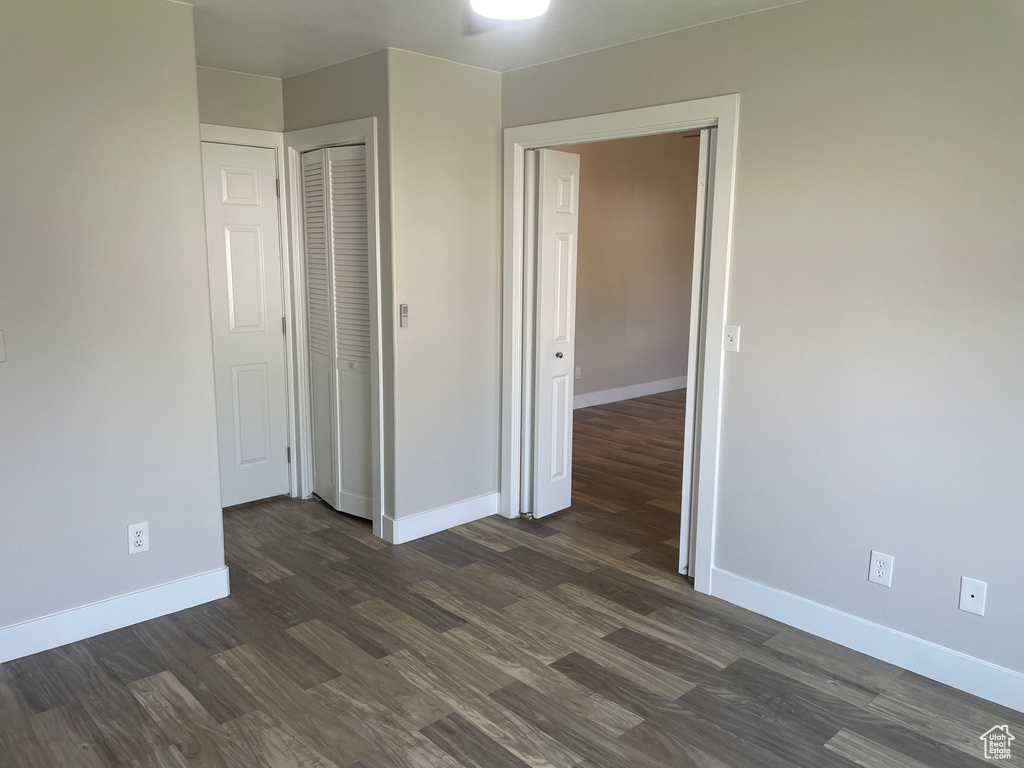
[533,132,701,580]
[501,96,739,594]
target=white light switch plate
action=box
[724,325,741,352]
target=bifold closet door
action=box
[532,149,581,519]
[301,145,372,519]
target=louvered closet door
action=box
[302,149,338,506]
[328,145,372,518]
[302,146,372,518]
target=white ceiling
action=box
[191,0,807,79]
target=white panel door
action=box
[202,143,289,507]
[533,149,581,518]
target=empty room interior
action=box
[1,1,1022,766]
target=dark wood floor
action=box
[2,391,1020,768]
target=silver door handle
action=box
[555,352,563,358]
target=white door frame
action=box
[200,124,300,499]
[500,95,740,594]
[284,118,386,538]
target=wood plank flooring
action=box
[2,390,1020,767]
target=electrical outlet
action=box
[867,550,893,587]
[575,367,581,380]
[128,522,149,554]
[959,577,986,616]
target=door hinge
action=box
[287,446,291,463]
[276,179,281,198]
[282,316,287,335]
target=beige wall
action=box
[554,134,700,398]
[282,50,390,134]
[388,50,503,518]
[0,0,224,627]
[196,66,283,131]
[504,0,1024,674]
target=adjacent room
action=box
[2,0,1022,766]
[535,132,701,576]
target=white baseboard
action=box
[711,567,1024,713]
[382,492,499,545]
[0,566,230,664]
[573,376,687,410]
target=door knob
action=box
[555,352,564,358]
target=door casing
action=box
[500,95,740,595]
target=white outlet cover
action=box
[868,550,894,587]
[724,324,741,352]
[128,522,149,554]
[959,576,987,616]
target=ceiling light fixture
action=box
[469,0,551,21]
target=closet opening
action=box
[284,118,387,538]
[300,145,373,520]
[501,96,740,593]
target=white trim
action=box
[200,124,300,500]
[573,376,687,410]
[284,118,387,539]
[519,150,540,516]
[200,124,282,147]
[679,127,713,578]
[0,567,229,664]
[381,493,499,545]
[712,568,1024,714]
[501,95,740,596]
